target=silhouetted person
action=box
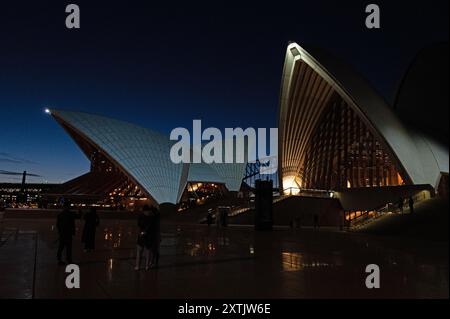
[222,209,228,227]
[56,203,76,265]
[398,197,404,213]
[409,197,414,214]
[215,208,222,228]
[135,205,152,270]
[0,199,5,226]
[295,216,301,229]
[339,211,344,231]
[313,213,320,229]
[149,206,161,268]
[82,207,99,252]
[207,210,213,226]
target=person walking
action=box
[81,207,99,252]
[409,196,414,214]
[56,202,76,265]
[135,205,152,271]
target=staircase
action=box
[349,191,431,230]
[353,197,449,241]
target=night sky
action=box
[0,0,448,183]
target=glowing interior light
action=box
[283,176,301,195]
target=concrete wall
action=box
[230,196,343,227]
[273,196,342,226]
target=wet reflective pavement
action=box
[0,219,448,299]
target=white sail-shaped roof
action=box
[278,42,447,189]
[51,110,187,204]
[188,139,249,191]
[50,109,247,204]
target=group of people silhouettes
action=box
[56,203,99,265]
[56,202,161,271]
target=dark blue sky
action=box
[0,0,448,183]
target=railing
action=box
[198,205,252,223]
[228,207,252,217]
[278,188,335,199]
[349,190,431,229]
[348,204,395,229]
[229,188,335,216]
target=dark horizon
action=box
[0,0,448,183]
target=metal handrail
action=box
[280,187,334,198]
[349,192,429,228]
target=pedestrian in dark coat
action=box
[409,197,415,214]
[149,206,161,268]
[82,207,99,251]
[135,205,153,270]
[56,203,76,265]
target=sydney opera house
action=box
[45,42,449,220]
[277,43,448,217]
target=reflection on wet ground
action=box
[0,219,448,299]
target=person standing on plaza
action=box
[215,208,222,228]
[295,215,302,229]
[56,202,76,265]
[0,199,5,229]
[81,207,100,252]
[409,196,415,214]
[398,197,404,213]
[149,206,161,268]
[135,205,152,271]
[207,209,213,226]
[313,213,320,229]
